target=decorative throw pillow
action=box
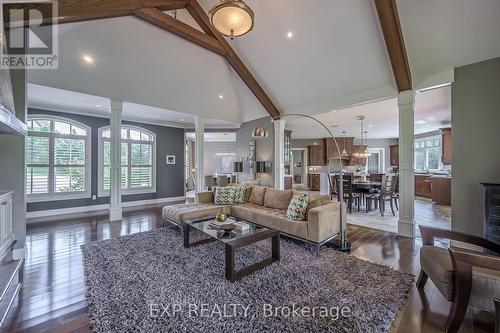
[232,186,247,204]
[286,192,310,221]
[214,186,235,205]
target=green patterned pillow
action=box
[232,186,247,204]
[214,186,235,205]
[286,192,310,221]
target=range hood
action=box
[0,104,27,136]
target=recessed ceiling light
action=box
[332,110,337,113]
[369,124,373,128]
[219,95,223,99]
[287,31,293,39]
[180,118,185,122]
[82,54,94,64]
[96,104,101,107]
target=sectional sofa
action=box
[162,185,346,249]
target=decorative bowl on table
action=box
[221,223,237,231]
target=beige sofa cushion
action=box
[249,185,266,205]
[306,196,332,220]
[281,218,309,240]
[264,188,293,210]
[162,203,230,225]
[230,203,261,221]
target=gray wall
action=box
[235,117,274,186]
[202,141,237,175]
[451,57,500,236]
[0,67,27,251]
[27,109,185,212]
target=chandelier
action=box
[352,116,372,158]
[209,0,255,39]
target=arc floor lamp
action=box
[252,113,351,252]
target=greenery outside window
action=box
[414,135,442,171]
[98,125,156,196]
[26,116,91,202]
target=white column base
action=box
[109,207,122,221]
[398,218,415,238]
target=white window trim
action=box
[414,135,443,171]
[98,125,157,197]
[27,115,92,203]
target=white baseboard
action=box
[27,196,185,222]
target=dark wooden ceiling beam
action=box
[373,0,412,92]
[186,0,280,118]
[134,8,226,56]
[4,0,190,26]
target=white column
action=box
[398,91,415,237]
[273,119,286,190]
[195,116,205,193]
[109,100,123,221]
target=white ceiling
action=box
[28,83,240,128]
[287,86,451,139]
[26,0,500,127]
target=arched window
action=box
[98,125,156,196]
[26,116,91,201]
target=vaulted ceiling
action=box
[27,0,500,127]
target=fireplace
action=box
[482,183,500,246]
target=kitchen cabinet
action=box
[440,128,452,165]
[284,176,292,190]
[308,146,326,166]
[309,174,321,191]
[349,145,368,166]
[0,192,14,257]
[389,145,399,166]
[431,177,451,206]
[325,137,353,160]
[415,175,432,198]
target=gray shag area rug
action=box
[81,227,413,333]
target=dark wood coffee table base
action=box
[183,223,280,282]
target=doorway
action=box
[291,148,307,189]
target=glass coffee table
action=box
[183,218,280,282]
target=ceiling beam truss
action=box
[4,0,280,117]
[373,0,412,92]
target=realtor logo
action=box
[1,0,58,69]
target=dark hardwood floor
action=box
[1,208,494,333]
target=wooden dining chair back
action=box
[369,173,384,182]
[204,175,215,190]
[381,175,398,195]
[367,175,399,216]
[335,174,359,213]
[216,175,228,187]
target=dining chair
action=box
[216,175,228,187]
[369,173,384,183]
[335,173,360,213]
[230,175,237,184]
[366,175,398,216]
[204,175,215,191]
[392,176,399,210]
[417,225,500,333]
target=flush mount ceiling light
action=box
[209,0,254,39]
